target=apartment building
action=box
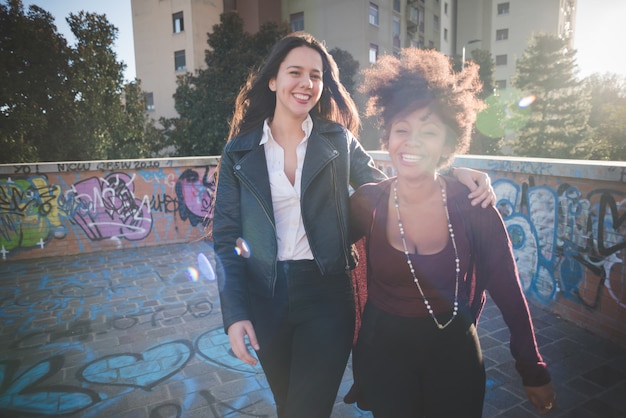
[131,0,224,121]
[131,0,575,144]
[280,0,453,73]
[456,0,576,91]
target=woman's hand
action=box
[227,320,260,366]
[452,167,496,208]
[524,383,556,415]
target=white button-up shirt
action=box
[261,116,314,261]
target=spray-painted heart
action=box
[79,340,193,390]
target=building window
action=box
[496,28,509,40]
[444,28,448,41]
[290,12,304,32]
[428,40,434,48]
[497,2,510,15]
[433,15,439,32]
[145,92,155,111]
[393,16,401,49]
[369,43,378,63]
[418,6,425,32]
[369,3,379,26]
[496,80,507,90]
[409,6,418,23]
[172,11,184,33]
[495,54,508,65]
[393,0,400,13]
[445,3,448,15]
[174,50,186,71]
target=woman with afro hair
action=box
[345,48,556,417]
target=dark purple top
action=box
[365,182,470,317]
[350,177,551,386]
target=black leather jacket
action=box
[213,118,386,332]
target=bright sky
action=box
[21,0,626,82]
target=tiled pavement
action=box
[0,241,625,418]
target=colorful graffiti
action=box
[0,243,271,417]
[0,176,65,251]
[0,165,217,259]
[494,176,626,309]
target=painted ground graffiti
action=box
[0,164,217,259]
[493,176,626,310]
[0,242,273,417]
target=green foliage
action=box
[465,49,502,155]
[162,12,289,156]
[0,0,161,163]
[511,33,591,159]
[582,73,626,161]
[329,48,360,95]
[0,0,73,162]
[470,49,495,100]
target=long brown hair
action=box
[228,32,361,139]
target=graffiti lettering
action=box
[0,176,64,251]
[12,165,40,175]
[57,163,91,172]
[95,161,133,171]
[494,177,625,309]
[150,194,180,214]
[133,160,160,169]
[70,173,153,241]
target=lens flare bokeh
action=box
[197,253,216,280]
[234,237,251,258]
[186,267,199,282]
[476,88,534,138]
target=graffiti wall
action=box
[0,158,219,261]
[372,152,626,345]
[1,154,625,345]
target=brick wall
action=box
[1,154,625,345]
[0,157,219,261]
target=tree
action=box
[465,49,502,155]
[582,73,626,161]
[67,11,129,160]
[329,48,360,96]
[162,12,289,156]
[107,80,168,159]
[512,33,591,159]
[0,1,160,163]
[0,0,73,163]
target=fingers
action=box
[452,167,495,206]
[469,189,495,208]
[227,320,260,366]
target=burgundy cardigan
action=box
[349,177,551,387]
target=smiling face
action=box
[268,46,323,122]
[387,106,452,180]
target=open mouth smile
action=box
[401,153,424,163]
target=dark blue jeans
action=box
[354,302,485,418]
[251,260,355,418]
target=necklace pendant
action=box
[393,179,460,331]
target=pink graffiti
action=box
[178,167,216,220]
[71,173,152,241]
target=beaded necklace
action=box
[392,178,459,330]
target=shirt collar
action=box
[260,114,313,146]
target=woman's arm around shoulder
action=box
[450,167,496,208]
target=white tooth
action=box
[402,154,421,162]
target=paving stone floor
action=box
[0,242,625,417]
